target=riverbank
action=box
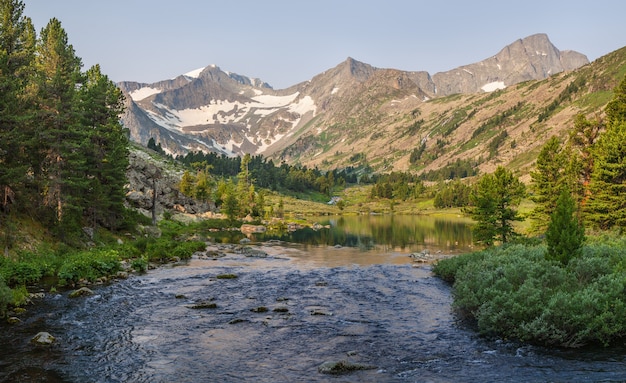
[4,242,626,383]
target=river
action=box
[2,217,626,382]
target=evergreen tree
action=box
[0,0,36,211]
[222,180,240,223]
[545,187,585,265]
[585,77,626,229]
[77,64,128,229]
[585,121,626,228]
[32,18,83,233]
[179,170,195,197]
[467,166,526,246]
[529,137,580,233]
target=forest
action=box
[0,1,130,244]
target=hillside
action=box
[116,34,626,178]
[279,46,625,179]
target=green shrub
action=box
[131,257,148,273]
[0,262,42,286]
[0,277,12,317]
[11,285,30,307]
[171,241,206,260]
[58,249,121,285]
[437,242,626,347]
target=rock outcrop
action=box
[125,147,213,220]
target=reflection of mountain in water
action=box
[246,215,473,253]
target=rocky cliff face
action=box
[118,34,589,168]
[124,147,212,219]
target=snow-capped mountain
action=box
[118,34,589,165]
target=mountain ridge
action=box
[118,33,611,178]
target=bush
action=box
[58,249,121,285]
[144,238,205,262]
[0,277,12,317]
[435,242,626,347]
[0,262,42,286]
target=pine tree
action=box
[77,64,128,230]
[0,0,36,210]
[585,121,626,229]
[32,18,83,233]
[545,187,585,265]
[467,166,526,246]
[529,137,581,233]
[585,76,626,229]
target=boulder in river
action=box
[31,332,56,345]
[318,360,377,375]
[69,287,94,298]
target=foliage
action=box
[420,158,479,181]
[369,172,424,201]
[434,241,626,347]
[0,2,130,246]
[585,76,626,229]
[57,249,121,285]
[529,137,581,233]
[433,180,471,208]
[143,237,206,262]
[537,76,586,122]
[471,102,523,139]
[487,130,508,159]
[465,166,526,246]
[0,277,11,317]
[545,188,585,265]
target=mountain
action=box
[119,33,608,177]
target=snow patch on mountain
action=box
[481,81,506,92]
[184,67,205,79]
[129,87,162,101]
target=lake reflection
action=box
[248,214,475,255]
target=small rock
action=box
[190,301,218,309]
[175,294,187,299]
[310,309,332,316]
[318,360,376,375]
[239,238,251,244]
[116,271,129,279]
[29,292,45,299]
[7,317,21,325]
[69,287,94,298]
[228,318,249,325]
[273,307,289,313]
[250,306,269,313]
[31,332,56,345]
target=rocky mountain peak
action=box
[119,33,591,164]
[431,33,589,95]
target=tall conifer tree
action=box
[0,0,35,210]
[33,18,83,233]
[586,76,626,229]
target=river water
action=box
[2,219,626,382]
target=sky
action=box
[25,0,626,89]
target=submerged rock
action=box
[7,317,21,325]
[318,360,376,375]
[190,301,218,309]
[69,287,94,298]
[31,332,56,345]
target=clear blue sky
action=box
[26,0,626,89]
